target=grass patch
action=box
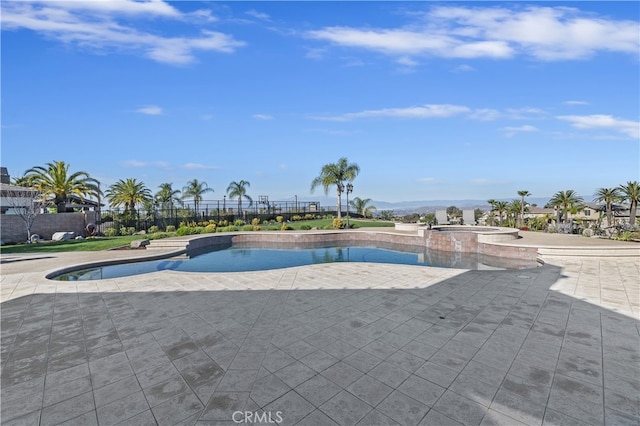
[0,234,172,254]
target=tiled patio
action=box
[1,244,639,425]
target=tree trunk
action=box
[336,191,342,218]
[630,202,637,227]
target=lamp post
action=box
[223,195,226,215]
[346,183,353,229]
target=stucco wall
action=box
[1,212,98,243]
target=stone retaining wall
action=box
[1,212,98,244]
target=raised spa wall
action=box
[174,226,538,263]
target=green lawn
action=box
[0,235,150,254]
[0,219,395,253]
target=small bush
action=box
[204,224,217,233]
[176,226,202,236]
[242,225,254,232]
[166,225,176,233]
[217,226,239,233]
[251,218,261,226]
[148,225,159,234]
[120,226,136,236]
[332,218,344,229]
[304,214,314,220]
[291,215,302,221]
[149,232,171,239]
[582,229,594,238]
[300,224,312,230]
[276,216,284,223]
[218,220,229,227]
[104,227,118,237]
[234,219,245,226]
[281,224,293,231]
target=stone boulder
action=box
[52,232,75,241]
[131,239,150,249]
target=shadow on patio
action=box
[1,262,638,425]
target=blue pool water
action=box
[51,242,537,281]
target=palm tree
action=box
[23,161,101,213]
[517,190,531,227]
[310,157,360,218]
[105,178,152,216]
[349,197,377,218]
[618,181,640,228]
[548,190,584,224]
[155,183,182,218]
[494,201,508,225]
[227,180,253,215]
[182,179,213,215]
[593,187,623,227]
[487,199,497,225]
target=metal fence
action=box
[96,199,348,233]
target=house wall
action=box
[1,212,98,244]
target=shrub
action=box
[176,226,202,236]
[304,214,314,220]
[281,224,293,231]
[253,225,261,231]
[166,225,176,233]
[148,225,159,234]
[300,224,312,230]
[218,220,228,227]
[234,219,245,226]
[149,232,171,239]
[217,226,239,233]
[291,215,302,221]
[104,227,118,237]
[276,216,284,223]
[204,224,217,233]
[582,229,594,238]
[332,218,344,229]
[120,226,136,236]
[242,225,254,232]
[251,218,261,226]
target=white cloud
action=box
[252,114,274,120]
[505,107,548,120]
[306,6,639,62]
[502,124,539,137]
[563,100,590,106]
[245,9,270,21]
[313,104,470,121]
[396,56,418,67]
[468,108,500,121]
[417,177,437,183]
[135,105,164,115]
[451,64,475,73]
[121,160,148,168]
[182,163,218,170]
[1,1,244,65]
[557,114,639,139]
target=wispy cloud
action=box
[121,160,170,169]
[312,104,470,121]
[135,105,164,116]
[182,163,218,170]
[252,114,274,120]
[451,64,475,73]
[245,9,270,21]
[563,100,590,106]
[306,6,638,62]
[502,124,539,137]
[417,177,437,183]
[1,0,245,65]
[468,108,500,121]
[557,114,639,139]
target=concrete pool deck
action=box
[1,231,639,425]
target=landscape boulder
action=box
[131,239,150,249]
[52,232,75,241]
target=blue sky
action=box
[2,1,639,205]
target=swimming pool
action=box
[51,241,538,281]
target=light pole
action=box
[336,182,344,218]
[346,183,353,229]
[223,195,226,215]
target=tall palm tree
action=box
[548,190,584,223]
[227,180,253,215]
[105,178,152,216]
[486,199,497,225]
[182,179,213,214]
[618,181,640,228]
[349,197,377,218]
[593,187,623,227]
[23,161,101,213]
[310,157,360,218]
[155,183,182,218]
[517,190,531,227]
[494,201,508,226]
